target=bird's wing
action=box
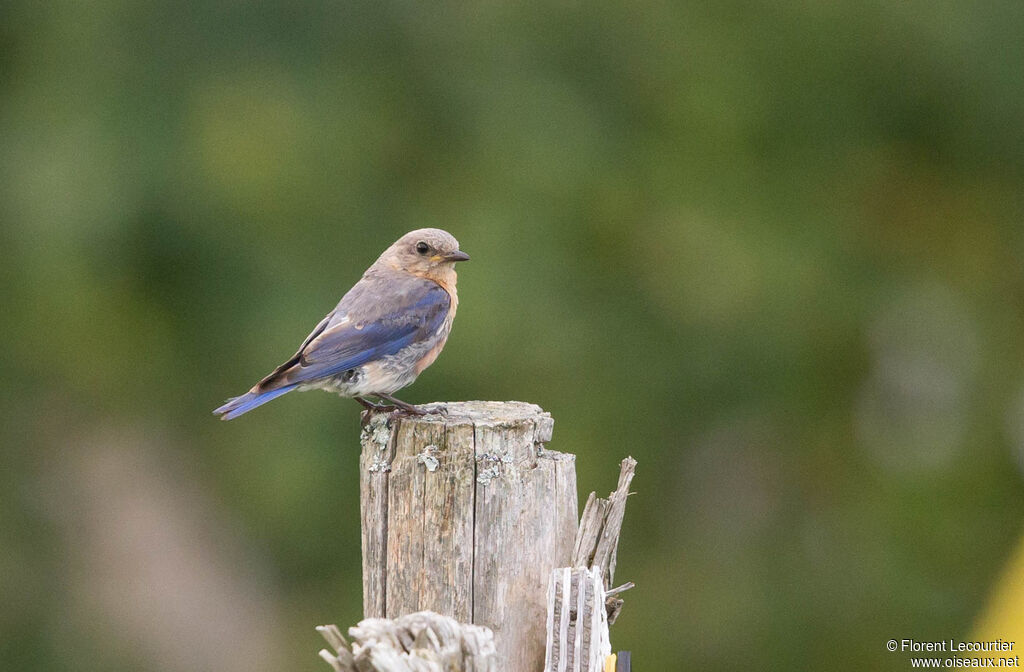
[254,277,450,392]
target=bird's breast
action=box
[411,275,457,378]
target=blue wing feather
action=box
[290,286,450,384]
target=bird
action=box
[213,228,469,420]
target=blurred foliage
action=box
[2,1,1024,670]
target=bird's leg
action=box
[355,396,396,412]
[355,396,398,426]
[354,396,377,411]
[375,393,431,416]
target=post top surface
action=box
[405,400,549,425]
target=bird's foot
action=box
[392,403,428,417]
[355,396,391,411]
[375,393,433,417]
[355,396,397,417]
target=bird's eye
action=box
[415,242,430,255]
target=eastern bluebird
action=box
[213,228,469,420]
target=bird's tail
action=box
[213,384,297,420]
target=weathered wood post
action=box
[358,401,578,672]
[544,457,636,672]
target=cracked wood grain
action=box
[359,401,578,672]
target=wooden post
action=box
[359,401,578,672]
[544,457,636,672]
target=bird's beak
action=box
[443,250,470,262]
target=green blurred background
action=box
[3,1,1024,670]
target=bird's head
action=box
[379,228,470,283]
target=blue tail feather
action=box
[213,385,297,420]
